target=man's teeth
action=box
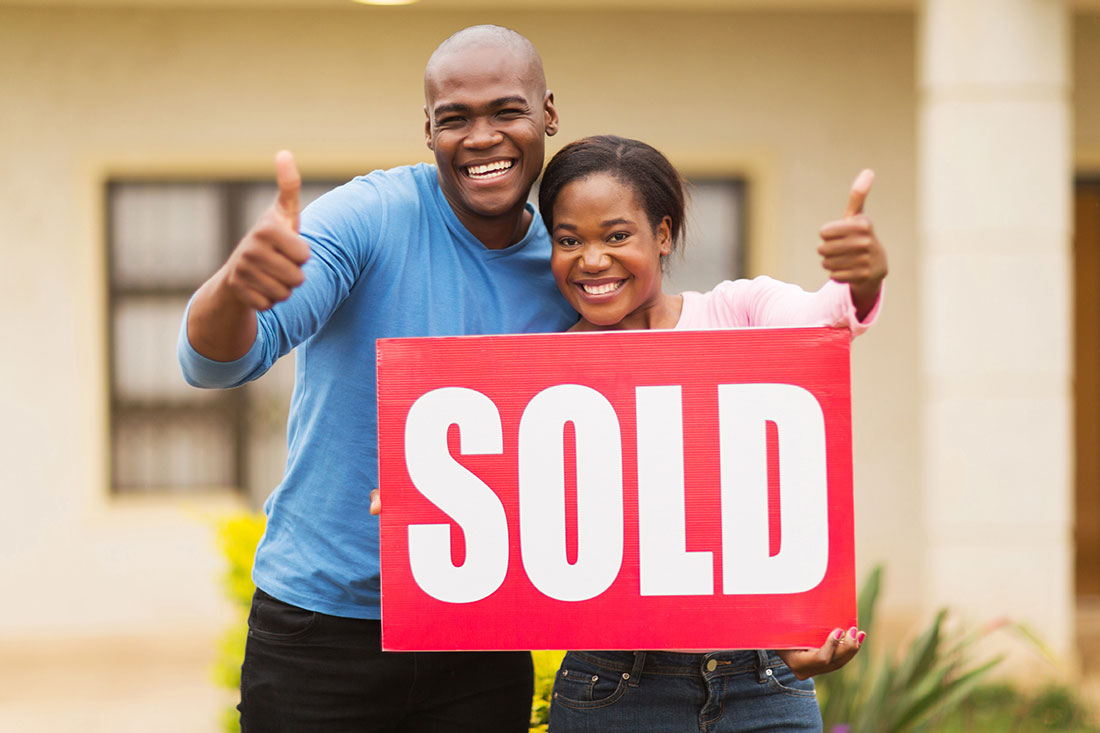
[467,160,514,178]
[581,281,623,295]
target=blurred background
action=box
[1,0,1099,729]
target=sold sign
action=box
[377,327,856,651]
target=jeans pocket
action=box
[765,660,817,699]
[247,591,319,642]
[552,660,629,710]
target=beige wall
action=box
[0,5,917,646]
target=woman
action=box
[538,135,885,733]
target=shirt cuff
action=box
[829,279,884,339]
[177,297,265,389]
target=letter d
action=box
[718,383,829,595]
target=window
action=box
[664,179,746,294]
[107,179,337,501]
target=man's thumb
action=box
[275,150,302,232]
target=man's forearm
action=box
[186,267,259,362]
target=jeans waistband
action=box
[569,650,778,680]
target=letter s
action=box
[405,387,508,603]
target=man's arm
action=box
[186,150,311,362]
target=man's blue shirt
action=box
[179,163,576,618]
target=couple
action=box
[179,24,885,733]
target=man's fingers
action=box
[234,265,295,306]
[253,248,307,288]
[275,149,302,232]
[844,168,875,219]
[240,223,309,278]
[271,228,312,266]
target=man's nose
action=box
[464,117,504,148]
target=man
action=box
[179,25,574,732]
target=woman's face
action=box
[549,173,671,330]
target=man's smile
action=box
[465,159,515,180]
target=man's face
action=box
[424,44,558,230]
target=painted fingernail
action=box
[857,632,867,643]
[834,629,844,640]
[848,627,858,638]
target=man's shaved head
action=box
[421,24,558,247]
[424,25,546,99]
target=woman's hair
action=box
[538,135,687,259]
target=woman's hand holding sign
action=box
[818,169,887,322]
[778,626,866,680]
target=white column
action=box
[918,0,1074,664]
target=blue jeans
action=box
[239,588,534,732]
[548,650,822,733]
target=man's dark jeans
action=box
[239,588,534,732]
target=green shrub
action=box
[818,566,1016,733]
[531,650,566,731]
[212,512,266,732]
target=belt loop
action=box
[755,650,771,682]
[626,651,646,688]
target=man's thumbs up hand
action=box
[222,150,312,311]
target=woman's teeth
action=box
[581,281,623,295]
[466,160,514,179]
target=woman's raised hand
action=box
[817,169,887,321]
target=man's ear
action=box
[544,91,559,137]
[424,108,434,150]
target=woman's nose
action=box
[579,245,609,271]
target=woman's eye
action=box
[557,237,580,248]
[609,232,630,243]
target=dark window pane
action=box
[113,411,236,492]
[664,179,745,295]
[113,296,217,403]
[111,183,225,288]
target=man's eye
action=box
[438,116,464,126]
[499,108,525,118]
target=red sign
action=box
[377,327,856,651]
